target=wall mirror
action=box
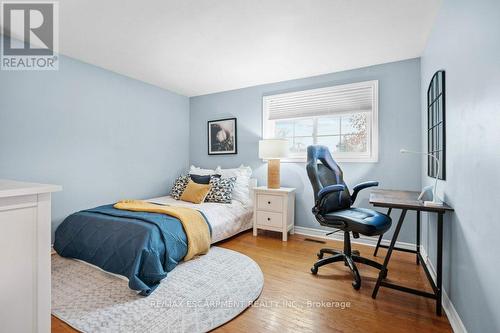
[427,70,446,180]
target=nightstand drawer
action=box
[256,194,283,212]
[256,211,283,228]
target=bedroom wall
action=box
[189,58,422,243]
[420,0,500,331]
[0,46,190,237]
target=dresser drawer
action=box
[256,211,283,228]
[256,194,283,212]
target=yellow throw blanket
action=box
[113,200,210,261]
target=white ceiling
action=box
[37,1,441,96]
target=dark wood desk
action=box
[369,189,453,316]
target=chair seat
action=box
[323,208,391,236]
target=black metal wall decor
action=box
[427,70,446,180]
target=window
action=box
[262,80,378,162]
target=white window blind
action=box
[265,82,375,120]
[262,80,379,162]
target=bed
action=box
[146,194,253,244]
[53,179,256,296]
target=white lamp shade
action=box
[259,139,289,159]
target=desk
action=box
[369,189,453,316]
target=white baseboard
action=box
[419,247,467,333]
[294,225,416,250]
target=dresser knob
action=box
[268,201,271,204]
[267,217,271,221]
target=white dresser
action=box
[253,186,295,241]
[0,180,61,333]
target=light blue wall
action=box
[0,51,190,237]
[190,58,422,243]
[420,0,500,331]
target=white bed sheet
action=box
[146,195,253,243]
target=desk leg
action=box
[436,212,443,316]
[373,235,383,257]
[372,209,407,299]
[374,208,392,257]
[416,211,421,265]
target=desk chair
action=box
[306,145,392,289]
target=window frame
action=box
[262,80,379,163]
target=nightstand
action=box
[252,186,295,241]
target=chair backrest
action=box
[306,145,351,212]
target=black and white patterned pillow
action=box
[205,176,236,203]
[171,174,190,200]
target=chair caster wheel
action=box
[311,266,318,275]
[317,252,323,259]
[352,280,361,290]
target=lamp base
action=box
[267,159,280,189]
[424,200,444,207]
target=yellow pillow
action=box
[180,180,211,204]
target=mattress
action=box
[146,195,254,243]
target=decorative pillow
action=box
[205,177,236,204]
[171,174,190,200]
[215,165,252,205]
[190,173,221,185]
[189,165,216,176]
[180,180,212,204]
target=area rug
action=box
[52,247,263,333]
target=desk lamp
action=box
[400,148,443,207]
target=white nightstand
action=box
[252,186,295,241]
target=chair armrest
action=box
[318,184,346,201]
[350,181,379,204]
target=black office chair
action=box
[306,145,392,289]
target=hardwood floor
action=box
[52,231,452,333]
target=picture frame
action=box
[207,117,237,155]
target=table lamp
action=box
[259,139,289,189]
[400,148,443,207]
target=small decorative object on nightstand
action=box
[253,186,295,241]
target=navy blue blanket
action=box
[53,204,211,296]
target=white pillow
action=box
[215,165,252,205]
[215,164,252,178]
[189,165,216,176]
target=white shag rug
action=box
[52,247,264,333]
